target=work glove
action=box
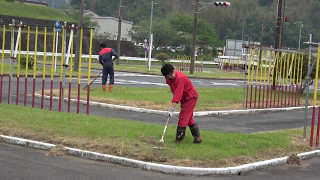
[168,107,175,117]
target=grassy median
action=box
[0,104,311,167]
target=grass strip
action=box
[0,104,310,167]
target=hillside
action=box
[0,0,75,22]
[69,0,319,48]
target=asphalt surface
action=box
[1,143,320,180]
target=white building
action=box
[84,10,133,41]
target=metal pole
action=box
[61,22,67,111]
[298,23,303,50]
[148,0,154,71]
[303,34,312,140]
[190,0,200,74]
[74,0,84,71]
[116,0,123,65]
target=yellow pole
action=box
[299,54,303,86]
[247,48,252,85]
[51,28,56,82]
[87,28,93,85]
[263,50,269,85]
[17,27,21,77]
[289,53,294,86]
[1,25,5,76]
[69,34,73,83]
[60,27,65,81]
[279,53,284,88]
[251,48,256,84]
[33,26,38,79]
[78,28,83,85]
[259,49,264,85]
[25,26,30,78]
[42,27,47,80]
[312,47,320,107]
[255,49,261,85]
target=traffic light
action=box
[214,1,231,7]
[285,16,289,22]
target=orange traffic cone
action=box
[109,85,113,92]
[102,85,106,92]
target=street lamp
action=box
[294,21,303,50]
[148,0,157,72]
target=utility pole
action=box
[190,0,200,74]
[274,0,285,49]
[116,0,123,65]
[74,0,84,71]
[273,0,285,88]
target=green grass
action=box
[0,0,75,22]
[0,104,307,165]
[54,86,244,111]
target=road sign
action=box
[54,20,62,32]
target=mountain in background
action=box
[48,0,319,48]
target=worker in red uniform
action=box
[161,63,202,144]
[99,43,118,92]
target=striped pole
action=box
[0,25,5,103]
[41,27,47,109]
[50,27,56,110]
[250,49,256,108]
[278,52,283,107]
[294,54,299,106]
[59,27,65,112]
[24,26,30,106]
[16,26,22,105]
[246,48,252,108]
[284,53,289,107]
[32,26,38,108]
[262,50,268,108]
[289,54,295,106]
[254,49,260,109]
[310,45,320,147]
[298,54,303,106]
[77,28,83,113]
[274,52,280,108]
[269,51,276,108]
[68,33,74,113]
[8,24,13,104]
[258,49,264,108]
[86,28,93,115]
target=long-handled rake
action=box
[153,115,171,150]
[83,71,103,90]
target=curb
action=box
[1,134,320,175]
[35,93,312,117]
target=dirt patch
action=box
[48,144,67,157]
[287,154,303,165]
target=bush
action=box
[155,53,170,65]
[20,56,34,70]
[5,0,15,2]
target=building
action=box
[23,0,49,6]
[84,10,133,42]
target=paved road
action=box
[1,143,320,180]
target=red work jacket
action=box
[165,70,199,103]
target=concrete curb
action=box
[35,93,313,117]
[1,134,320,175]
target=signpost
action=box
[54,20,62,72]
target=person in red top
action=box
[161,63,202,144]
[99,43,118,92]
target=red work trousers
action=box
[178,96,198,127]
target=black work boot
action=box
[189,123,202,144]
[176,126,186,143]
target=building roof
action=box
[84,10,133,25]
